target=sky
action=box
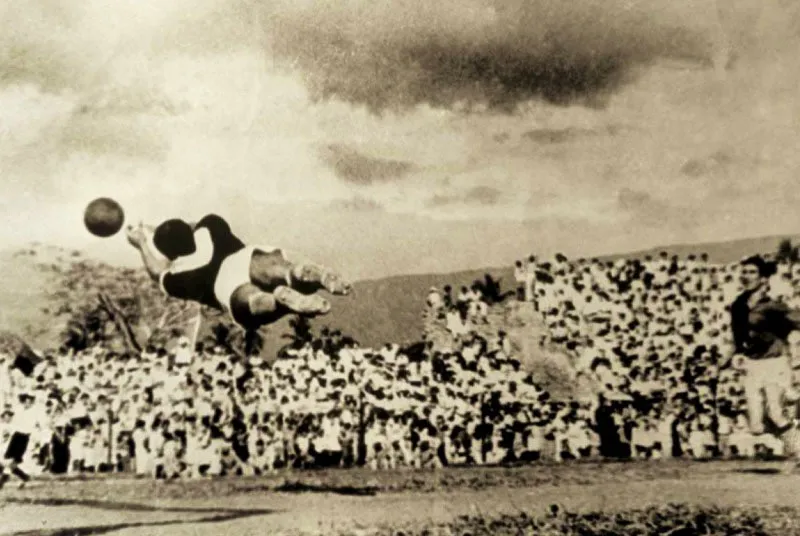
[1,0,800,280]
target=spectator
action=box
[3,246,800,478]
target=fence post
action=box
[107,408,113,469]
[480,392,488,465]
[357,389,364,466]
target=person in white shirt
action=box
[688,421,712,460]
[658,410,676,459]
[566,419,592,459]
[317,412,343,467]
[0,394,38,488]
[365,419,390,470]
[717,413,733,459]
[173,337,194,367]
[160,431,182,479]
[148,421,166,478]
[467,291,489,324]
[185,422,218,477]
[386,414,411,468]
[247,436,272,475]
[131,419,150,476]
[445,308,468,337]
[729,414,755,458]
[513,261,527,301]
[525,256,537,305]
[426,287,444,312]
[522,419,544,462]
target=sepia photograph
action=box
[2,0,800,534]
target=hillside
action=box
[0,246,75,350]
[600,234,800,265]
[1,232,798,352]
[320,233,800,348]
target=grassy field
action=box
[4,460,800,535]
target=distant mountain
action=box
[2,233,799,351]
[317,233,800,348]
[599,234,800,264]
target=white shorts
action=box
[213,245,281,314]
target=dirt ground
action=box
[2,460,800,536]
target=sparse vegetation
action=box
[359,504,783,536]
[3,460,780,502]
[32,251,261,356]
[7,462,800,536]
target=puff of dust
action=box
[264,0,707,112]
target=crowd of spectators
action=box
[505,252,800,459]
[2,250,800,480]
[0,328,595,480]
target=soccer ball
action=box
[84,197,125,238]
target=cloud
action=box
[524,128,596,145]
[265,0,707,113]
[617,188,652,210]
[523,125,623,144]
[317,144,417,185]
[680,149,737,178]
[617,187,672,224]
[329,196,385,212]
[5,0,800,281]
[0,0,265,96]
[58,115,168,161]
[0,3,93,92]
[426,185,503,208]
[426,194,458,208]
[464,186,503,206]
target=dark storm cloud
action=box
[265,0,707,113]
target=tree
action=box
[0,330,42,376]
[202,316,264,359]
[776,239,800,266]
[35,250,302,359]
[278,315,314,357]
[41,257,207,354]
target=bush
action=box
[362,503,786,536]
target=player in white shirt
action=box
[0,394,39,488]
[131,420,151,475]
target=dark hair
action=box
[741,255,777,278]
[153,219,196,260]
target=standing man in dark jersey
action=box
[125,215,351,333]
[729,255,800,465]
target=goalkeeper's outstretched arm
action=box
[126,223,170,283]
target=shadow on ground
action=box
[2,497,276,536]
[733,467,783,475]
[273,480,379,496]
